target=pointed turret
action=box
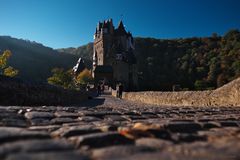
[118,20,124,29]
[116,20,127,35]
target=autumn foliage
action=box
[75,68,93,85]
[0,50,18,77]
[47,68,92,89]
[47,68,73,89]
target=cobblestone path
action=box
[0,95,240,160]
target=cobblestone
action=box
[0,95,240,159]
[69,132,134,148]
[24,112,54,120]
[51,126,102,138]
[5,151,89,160]
[91,145,156,160]
[0,139,74,158]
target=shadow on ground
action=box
[79,96,105,107]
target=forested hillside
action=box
[1,29,240,90]
[61,29,240,91]
[135,29,240,90]
[0,36,79,82]
[57,43,93,68]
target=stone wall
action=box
[119,77,240,107]
[0,75,88,106]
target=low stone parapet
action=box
[0,75,88,106]
[120,77,240,107]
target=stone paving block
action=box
[164,141,240,160]
[0,127,50,144]
[97,125,119,132]
[225,117,238,121]
[123,115,146,121]
[1,118,28,127]
[198,117,214,122]
[78,116,102,122]
[69,132,134,148]
[176,133,207,143]
[112,151,179,160]
[140,111,157,115]
[54,111,79,118]
[0,112,25,120]
[142,114,159,119]
[60,107,77,112]
[50,117,77,125]
[118,123,171,140]
[202,121,221,129]
[104,115,128,121]
[147,129,172,140]
[24,112,54,120]
[80,112,116,118]
[0,139,74,158]
[165,122,203,133]
[220,121,239,127]
[30,118,51,126]
[123,111,140,116]
[171,119,194,122]
[136,138,172,149]
[198,127,240,142]
[61,122,92,127]
[51,126,102,138]
[34,106,57,112]
[28,125,61,132]
[5,151,89,160]
[92,145,157,160]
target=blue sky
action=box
[0,0,240,49]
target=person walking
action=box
[101,84,104,94]
[118,83,123,99]
[97,84,101,96]
[116,84,119,98]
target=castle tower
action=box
[92,19,138,91]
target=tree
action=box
[217,74,228,87]
[207,57,220,84]
[0,50,18,77]
[194,80,207,90]
[75,68,93,85]
[232,61,240,76]
[3,66,18,77]
[224,29,240,41]
[47,68,73,89]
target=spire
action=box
[118,20,124,30]
[116,20,127,35]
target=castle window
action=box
[116,54,123,60]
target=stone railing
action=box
[116,77,240,107]
[0,75,88,106]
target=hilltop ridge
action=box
[1,29,240,90]
[0,36,79,82]
[59,29,240,91]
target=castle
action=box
[92,19,138,90]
